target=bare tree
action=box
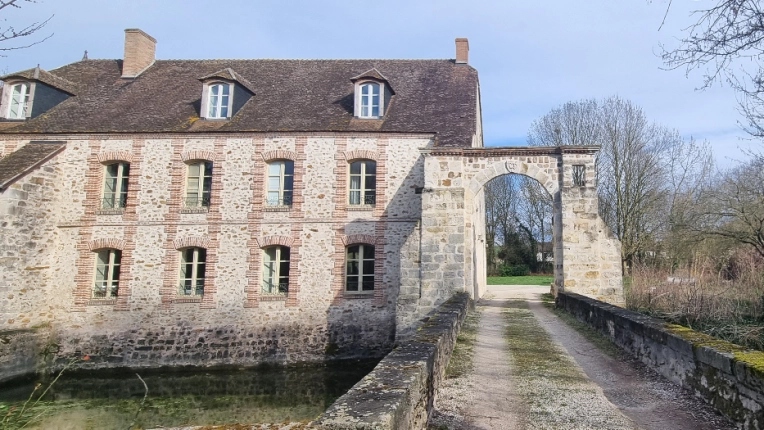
[660,137,716,264]
[528,96,706,273]
[699,157,764,257]
[0,0,53,55]
[660,0,764,137]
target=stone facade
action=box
[395,146,623,334]
[0,30,623,375]
[0,133,433,372]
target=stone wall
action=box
[0,327,51,384]
[316,293,469,430]
[401,146,624,333]
[0,133,432,371]
[557,292,764,429]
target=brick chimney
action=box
[122,29,156,78]
[455,38,469,64]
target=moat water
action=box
[0,359,378,429]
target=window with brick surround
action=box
[93,249,121,299]
[346,244,374,292]
[349,160,376,205]
[102,162,130,210]
[184,160,213,209]
[6,82,30,119]
[179,247,206,296]
[206,82,231,119]
[266,160,294,207]
[262,246,290,296]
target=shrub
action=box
[501,264,530,277]
[626,249,764,350]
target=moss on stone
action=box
[665,324,747,354]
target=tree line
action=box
[486,95,763,277]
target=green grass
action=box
[445,308,481,379]
[487,275,553,286]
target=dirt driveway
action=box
[429,285,735,430]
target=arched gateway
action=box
[396,146,623,333]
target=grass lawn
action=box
[487,275,554,286]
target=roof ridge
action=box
[155,58,455,62]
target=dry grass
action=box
[626,249,764,350]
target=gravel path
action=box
[430,285,735,430]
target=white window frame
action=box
[348,160,376,206]
[6,82,31,120]
[346,244,375,292]
[354,81,384,119]
[202,81,233,119]
[184,160,213,208]
[93,249,121,299]
[262,246,290,296]
[266,160,294,207]
[179,247,206,296]
[102,162,130,210]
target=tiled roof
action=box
[199,68,256,94]
[0,59,479,147]
[0,141,65,190]
[1,67,78,95]
[350,68,390,83]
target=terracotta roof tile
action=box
[0,59,479,147]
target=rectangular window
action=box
[179,247,206,296]
[349,160,376,205]
[346,244,375,292]
[360,83,381,118]
[94,249,121,299]
[266,161,294,207]
[185,161,213,208]
[102,162,130,209]
[572,165,586,186]
[8,83,30,119]
[262,246,290,296]
[207,83,231,118]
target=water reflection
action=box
[0,360,378,429]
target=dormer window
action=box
[206,83,231,119]
[7,83,30,119]
[1,67,75,120]
[351,69,394,119]
[199,68,255,121]
[359,82,381,118]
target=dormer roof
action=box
[350,68,389,83]
[1,67,78,95]
[199,68,256,94]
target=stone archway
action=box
[396,146,623,334]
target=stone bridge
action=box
[397,145,623,333]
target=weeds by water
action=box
[0,356,83,430]
[627,250,764,350]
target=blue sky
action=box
[1,0,759,166]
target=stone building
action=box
[0,30,483,372]
[0,30,622,377]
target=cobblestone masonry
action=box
[0,135,622,376]
[0,134,431,375]
[396,146,623,335]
